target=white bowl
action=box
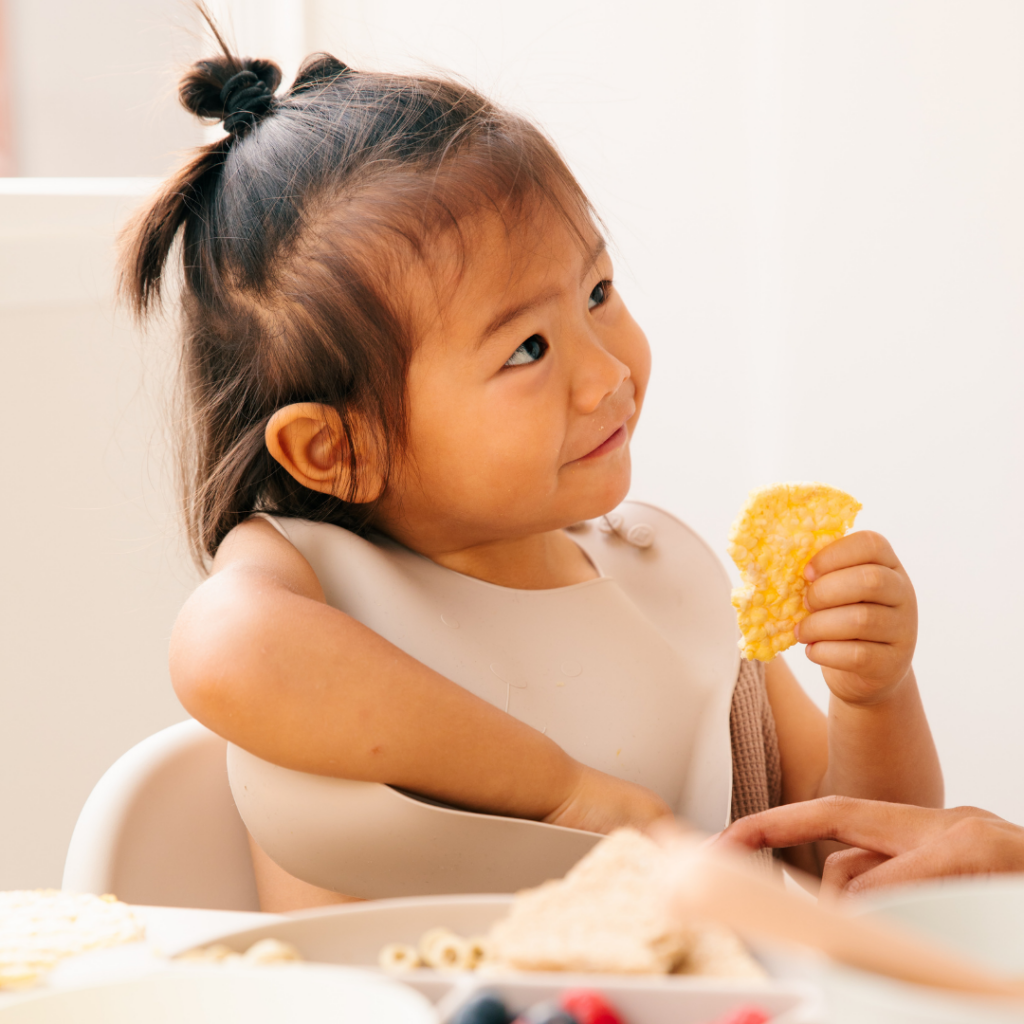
[167,894,514,1003]
[167,894,818,1019]
[164,894,515,964]
[0,964,436,1024]
[823,876,1024,1023]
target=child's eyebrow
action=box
[477,237,608,347]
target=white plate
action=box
[0,964,437,1024]
[860,875,1024,974]
[823,877,1024,1024]
[438,975,815,1024]
[168,895,820,1019]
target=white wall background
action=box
[0,182,193,890]
[1,1,1022,888]
[5,0,202,176]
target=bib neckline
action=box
[367,527,610,596]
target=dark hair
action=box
[122,34,594,570]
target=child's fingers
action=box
[804,563,906,611]
[804,531,899,582]
[803,638,904,679]
[796,605,906,645]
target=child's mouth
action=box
[579,424,628,461]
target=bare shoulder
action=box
[170,518,326,714]
[211,517,325,603]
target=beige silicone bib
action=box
[228,502,740,897]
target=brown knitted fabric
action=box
[729,659,782,823]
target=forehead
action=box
[411,202,604,335]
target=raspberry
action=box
[559,989,625,1024]
[712,1005,771,1024]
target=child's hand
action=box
[795,531,917,706]
[543,764,674,835]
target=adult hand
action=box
[797,531,917,706]
[720,796,1024,898]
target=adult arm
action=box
[721,796,1024,896]
[170,518,669,832]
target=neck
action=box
[389,527,599,590]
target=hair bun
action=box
[179,55,282,135]
[292,53,352,93]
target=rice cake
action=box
[487,829,762,977]
[0,890,143,989]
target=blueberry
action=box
[514,1001,578,1024]
[450,992,513,1024]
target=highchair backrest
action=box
[63,719,259,911]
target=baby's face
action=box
[376,202,651,554]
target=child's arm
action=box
[763,531,943,871]
[171,518,671,834]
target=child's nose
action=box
[570,337,632,414]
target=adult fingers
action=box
[842,840,976,896]
[804,563,907,611]
[843,815,1024,896]
[797,604,905,645]
[821,847,890,900]
[720,796,950,857]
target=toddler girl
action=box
[124,38,942,911]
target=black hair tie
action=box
[220,69,275,135]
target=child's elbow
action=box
[168,577,255,736]
[170,627,225,735]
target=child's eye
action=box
[504,335,548,367]
[588,279,612,310]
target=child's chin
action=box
[570,473,633,524]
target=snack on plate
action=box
[176,942,240,963]
[678,925,766,979]
[378,942,421,972]
[419,926,471,970]
[451,989,629,1024]
[487,828,691,974]
[487,829,763,977]
[378,832,763,978]
[176,937,302,965]
[243,937,303,964]
[450,989,771,1024]
[0,890,144,989]
[728,482,861,662]
[377,930,490,972]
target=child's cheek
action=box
[623,321,652,408]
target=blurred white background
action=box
[1,0,1021,889]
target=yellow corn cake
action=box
[728,483,861,662]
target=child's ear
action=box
[265,403,384,503]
